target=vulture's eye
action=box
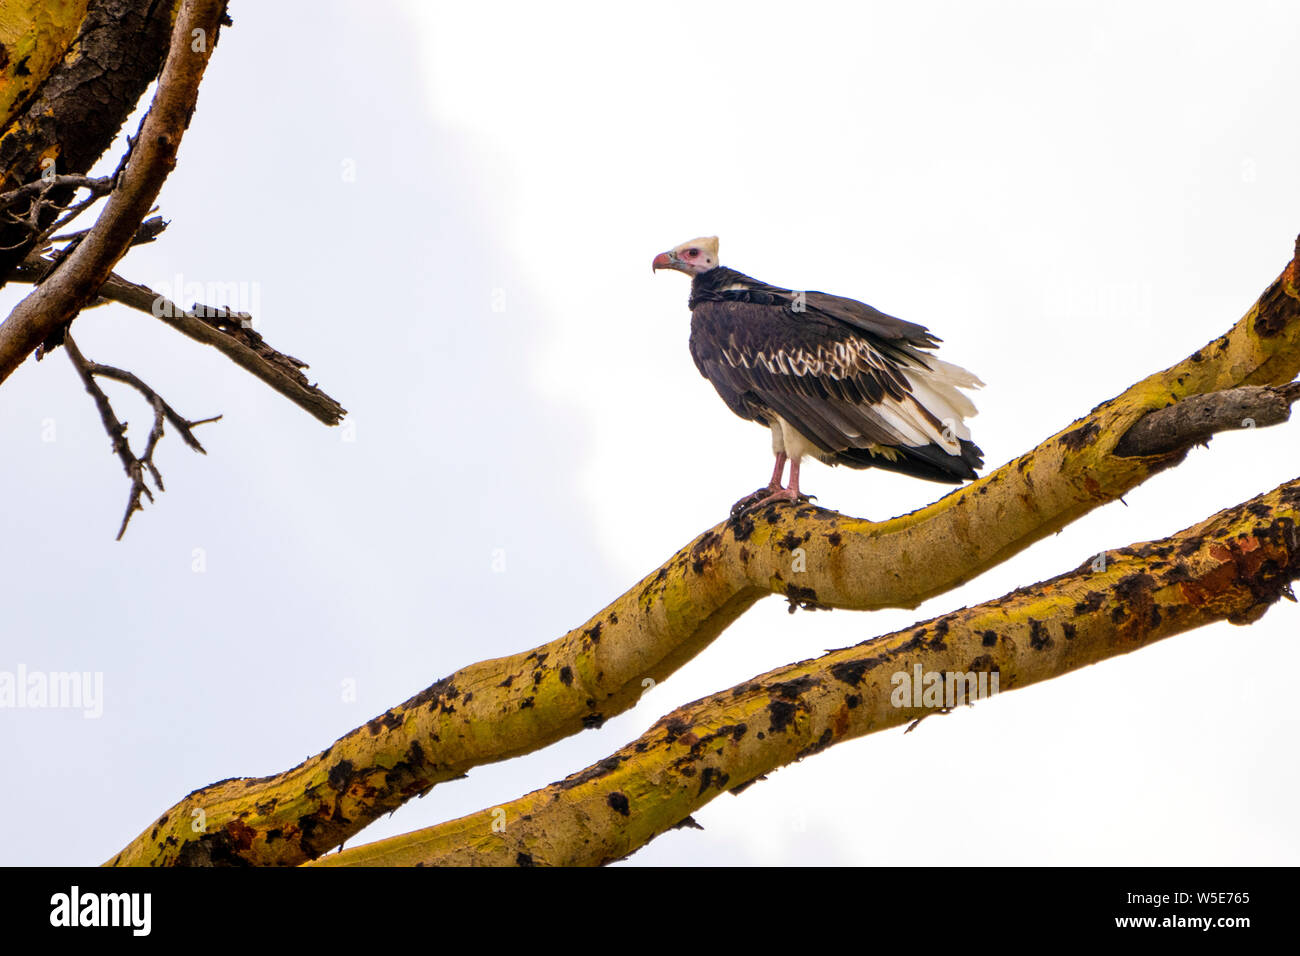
[688,248,699,256]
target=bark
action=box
[107,236,1300,866]
[1113,383,1300,456]
[0,1,90,128]
[0,0,179,283]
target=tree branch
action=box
[0,173,118,257]
[0,0,228,385]
[312,475,1300,866]
[63,333,219,539]
[106,235,1300,866]
[103,269,344,425]
[10,256,347,425]
[0,0,181,282]
[0,174,115,212]
[1114,383,1300,456]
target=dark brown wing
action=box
[692,268,940,346]
[689,294,982,481]
[801,290,940,346]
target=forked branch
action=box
[313,475,1300,865]
[11,255,347,425]
[64,334,219,539]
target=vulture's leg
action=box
[730,453,787,516]
[767,452,788,490]
[789,459,815,501]
[732,455,814,513]
[754,457,805,505]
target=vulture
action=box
[652,236,984,511]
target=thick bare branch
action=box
[0,0,228,384]
[313,476,1300,866]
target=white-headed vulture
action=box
[652,236,984,512]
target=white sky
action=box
[1,0,1298,865]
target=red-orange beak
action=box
[651,251,677,273]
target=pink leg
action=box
[753,456,803,505]
[767,452,788,491]
[733,456,812,513]
[730,453,789,516]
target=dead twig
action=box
[0,175,115,213]
[0,175,117,252]
[63,333,220,539]
[12,254,345,425]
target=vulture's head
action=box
[652,236,719,276]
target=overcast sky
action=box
[2,1,1298,866]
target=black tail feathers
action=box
[833,438,983,484]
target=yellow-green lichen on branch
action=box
[314,477,1300,866]
[0,0,89,132]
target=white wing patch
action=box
[724,335,983,454]
[900,357,984,452]
[721,337,893,380]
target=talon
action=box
[728,449,817,515]
[730,486,774,517]
[748,488,802,509]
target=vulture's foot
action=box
[730,487,775,517]
[731,487,816,516]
